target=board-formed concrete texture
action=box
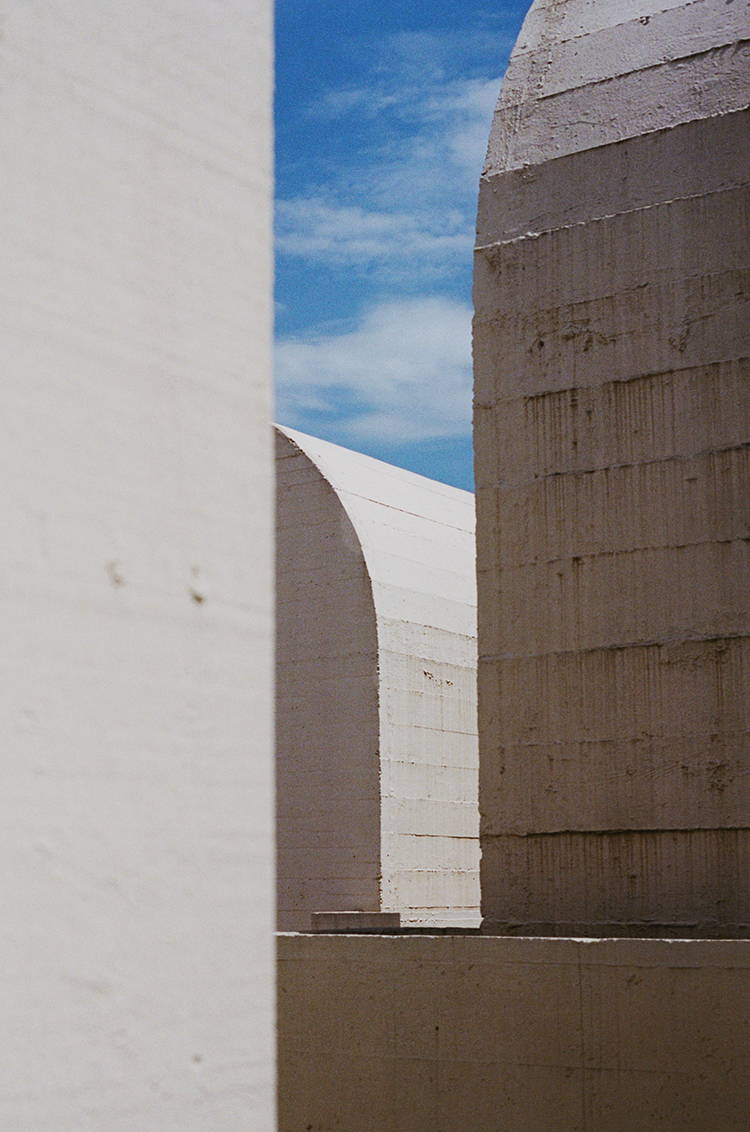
[276,426,479,930]
[278,932,750,1131]
[1,4,273,1128]
[475,0,750,934]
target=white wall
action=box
[0,4,273,1127]
[276,429,382,931]
[276,427,480,928]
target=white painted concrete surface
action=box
[475,0,750,933]
[276,427,479,930]
[1,4,273,1127]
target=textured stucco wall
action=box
[475,0,750,934]
[279,932,750,1131]
[1,4,274,1127]
[276,429,381,931]
[276,427,479,928]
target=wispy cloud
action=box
[275,296,473,444]
[275,22,513,449]
[275,197,471,278]
[276,34,501,284]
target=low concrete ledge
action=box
[309,911,481,935]
[278,933,750,1131]
[310,911,402,933]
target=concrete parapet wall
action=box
[278,932,750,1131]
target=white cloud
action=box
[274,28,511,450]
[423,76,501,176]
[277,62,501,282]
[275,296,472,444]
[275,197,471,276]
[369,74,499,214]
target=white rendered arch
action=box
[276,426,479,930]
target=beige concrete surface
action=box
[475,0,750,934]
[1,3,273,1127]
[278,932,750,1131]
[276,427,479,930]
[311,911,401,932]
[486,0,750,173]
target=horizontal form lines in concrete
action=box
[276,426,480,929]
[475,0,750,933]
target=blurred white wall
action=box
[0,4,274,1126]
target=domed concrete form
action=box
[276,426,479,931]
[474,0,750,935]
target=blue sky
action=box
[274,1,531,490]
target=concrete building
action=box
[2,4,274,1127]
[276,425,479,931]
[475,0,750,936]
[279,1,750,1127]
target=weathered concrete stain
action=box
[474,0,750,935]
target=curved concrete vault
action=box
[276,426,479,931]
[474,0,750,935]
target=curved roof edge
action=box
[276,425,474,527]
[275,424,477,619]
[484,0,750,176]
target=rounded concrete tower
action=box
[474,0,750,935]
[276,426,480,931]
